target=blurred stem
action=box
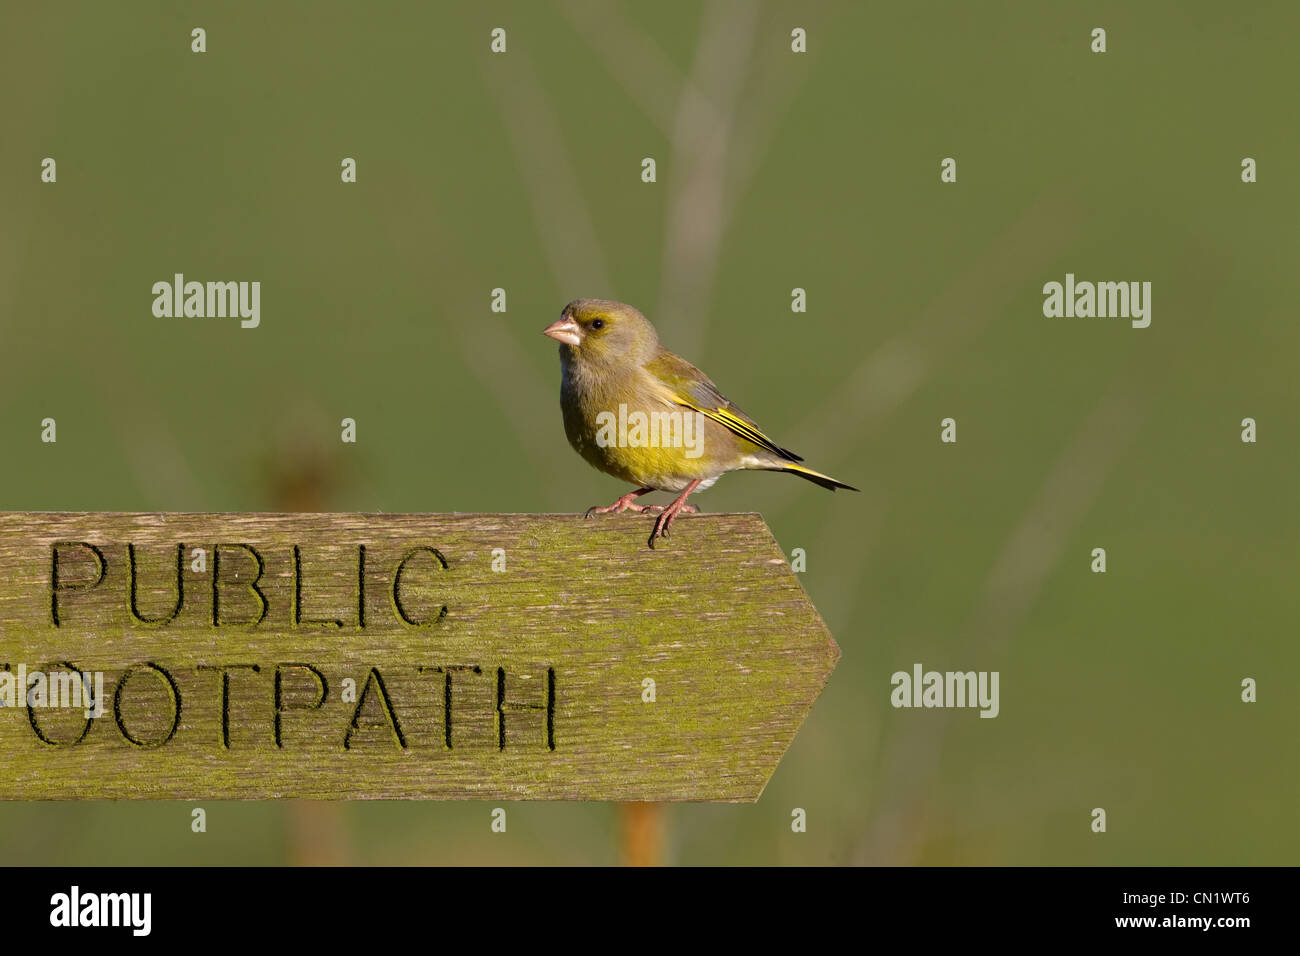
[619,802,664,866]
[286,802,350,867]
[268,438,351,866]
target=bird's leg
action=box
[643,502,699,516]
[586,487,656,518]
[648,479,703,548]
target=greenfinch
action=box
[543,298,857,548]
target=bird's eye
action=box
[591,318,605,330]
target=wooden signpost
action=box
[0,512,839,801]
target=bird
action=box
[543,298,857,548]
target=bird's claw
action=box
[647,511,678,548]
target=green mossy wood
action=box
[0,513,839,801]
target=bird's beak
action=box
[542,316,583,347]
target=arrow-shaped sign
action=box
[0,512,839,801]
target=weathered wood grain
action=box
[0,512,839,801]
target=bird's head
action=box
[543,299,658,366]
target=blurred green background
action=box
[1,0,1296,864]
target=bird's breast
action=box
[558,362,731,489]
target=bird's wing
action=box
[644,349,804,462]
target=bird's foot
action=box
[647,502,699,548]
[585,489,655,518]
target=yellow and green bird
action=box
[543,298,857,548]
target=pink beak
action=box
[542,316,583,347]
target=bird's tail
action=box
[773,462,859,492]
